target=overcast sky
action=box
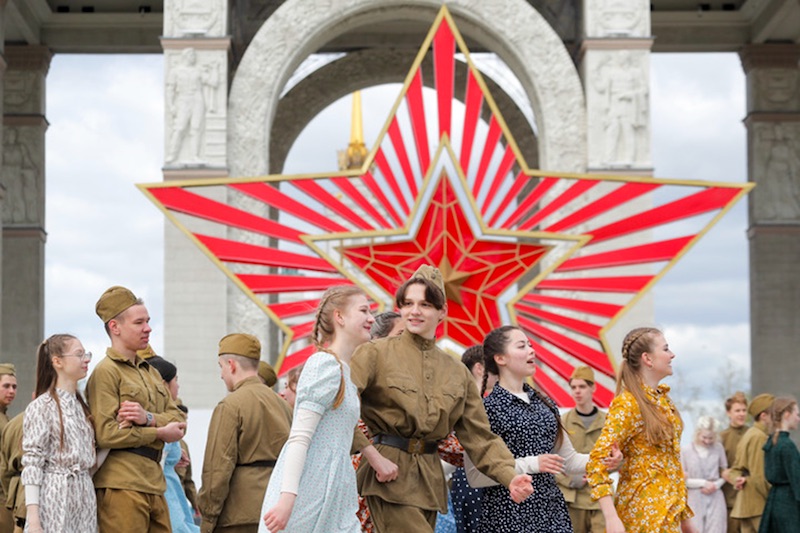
[43,52,749,453]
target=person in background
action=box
[0,363,18,531]
[279,366,303,409]
[148,356,199,533]
[730,393,775,533]
[22,334,97,533]
[758,396,800,533]
[682,416,728,533]
[720,391,749,533]
[258,362,278,388]
[556,366,607,533]
[1,412,25,532]
[586,327,697,533]
[198,333,292,533]
[369,311,403,339]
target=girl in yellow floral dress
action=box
[586,327,697,533]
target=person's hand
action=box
[156,421,186,443]
[681,518,699,533]
[700,481,717,495]
[27,505,43,533]
[176,448,191,468]
[117,401,148,425]
[508,474,533,503]
[263,492,296,532]
[604,514,626,533]
[602,442,623,471]
[734,476,747,491]
[537,454,565,474]
[371,454,399,482]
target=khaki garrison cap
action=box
[0,364,15,376]
[570,366,595,383]
[411,264,445,298]
[218,333,261,360]
[258,361,278,387]
[96,286,139,323]
[748,393,775,419]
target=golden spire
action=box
[337,91,369,171]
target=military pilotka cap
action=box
[96,285,139,323]
[411,264,445,298]
[570,366,595,384]
[218,333,261,360]
[258,361,278,387]
[137,344,158,360]
[748,393,775,418]
[0,364,15,376]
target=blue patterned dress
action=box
[259,352,361,533]
[479,384,572,533]
[164,440,199,533]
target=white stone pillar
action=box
[579,0,654,358]
[162,0,232,408]
[740,44,800,398]
[1,44,51,413]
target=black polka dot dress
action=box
[450,466,482,532]
[478,384,573,533]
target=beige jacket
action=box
[729,421,770,519]
[556,407,606,509]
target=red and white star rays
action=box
[139,6,751,406]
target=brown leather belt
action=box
[373,434,438,455]
[120,446,162,463]
[237,460,277,468]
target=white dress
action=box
[681,442,728,533]
[22,389,97,533]
[259,352,361,533]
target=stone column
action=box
[1,45,51,413]
[740,44,800,398]
[162,0,232,408]
[579,0,654,361]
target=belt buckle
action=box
[407,438,424,454]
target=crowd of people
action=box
[0,266,797,533]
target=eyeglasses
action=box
[60,351,92,362]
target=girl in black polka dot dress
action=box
[465,326,614,532]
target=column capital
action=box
[4,45,52,74]
[739,44,800,74]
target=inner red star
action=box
[342,171,549,348]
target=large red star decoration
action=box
[140,7,751,406]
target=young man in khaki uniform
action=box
[351,265,533,532]
[87,286,187,533]
[0,363,17,531]
[556,366,606,533]
[729,393,774,533]
[0,412,24,532]
[720,391,748,533]
[198,334,292,533]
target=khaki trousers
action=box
[96,488,170,533]
[568,506,605,533]
[366,496,437,533]
[0,505,14,533]
[727,509,742,533]
[739,516,761,533]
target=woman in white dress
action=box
[681,416,728,533]
[22,334,97,533]
[261,285,394,533]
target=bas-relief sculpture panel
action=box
[164,0,227,37]
[749,69,800,111]
[3,71,43,114]
[752,122,800,222]
[164,47,225,166]
[586,50,650,168]
[584,0,649,38]
[1,127,42,226]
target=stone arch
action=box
[228,0,586,177]
[269,48,539,174]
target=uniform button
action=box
[425,374,431,380]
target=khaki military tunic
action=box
[0,413,24,528]
[198,376,292,533]
[0,408,10,528]
[720,424,748,510]
[350,330,518,513]
[86,348,186,494]
[730,421,770,519]
[556,408,606,510]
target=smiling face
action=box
[399,283,446,339]
[336,293,375,345]
[55,338,91,382]
[643,333,675,381]
[727,401,748,428]
[696,429,716,448]
[495,328,536,381]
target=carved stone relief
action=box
[1,127,43,225]
[584,0,649,38]
[586,50,650,168]
[3,70,42,114]
[751,69,800,111]
[164,0,226,38]
[164,47,226,166]
[752,122,800,222]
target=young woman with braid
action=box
[758,396,800,533]
[261,285,394,533]
[22,334,97,533]
[586,327,697,533]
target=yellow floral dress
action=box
[587,384,692,532]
